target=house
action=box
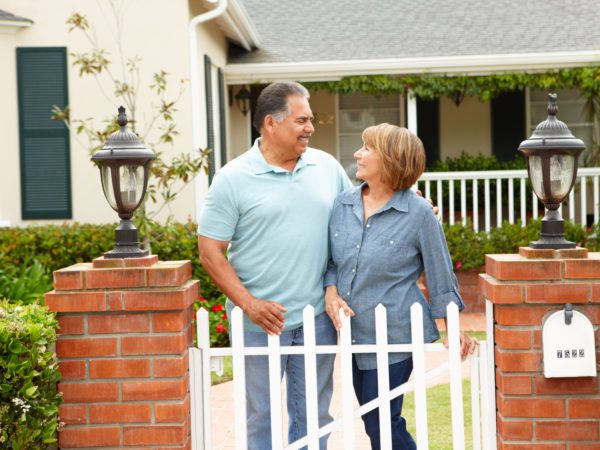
[2,0,599,226]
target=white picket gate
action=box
[189,303,497,449]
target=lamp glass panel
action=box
[118,164,145,210]
[529,154,575,201]
[100,166,118,210]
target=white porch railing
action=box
[415,167,600,232]
[189,303,496,449]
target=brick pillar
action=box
[45,255,198,449]
[480,248,600,449]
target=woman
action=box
[324,123,477,449]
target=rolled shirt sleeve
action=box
[417,208,464,318]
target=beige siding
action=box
[0,0,226,226]
[440,95,492,160]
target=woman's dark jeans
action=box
[352,356,417,450]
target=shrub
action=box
[0,300,62,448]
[0,260,53,305]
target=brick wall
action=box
[45,255,199,449]
[480,249,600,449]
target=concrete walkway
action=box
[210,313,486,449]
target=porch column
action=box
[45,255,199,448]
[480,248,600,448]
[406,89,418,134]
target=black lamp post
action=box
[518,93,586,249]
[91,106,156,258]
[235,85,251,116]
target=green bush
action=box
[0,260,53,305]
[0,300,62,448]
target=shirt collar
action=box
[343,182,411,213]
[249,138,316,175]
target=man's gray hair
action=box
[253,82,310,132]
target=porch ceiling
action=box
[0,9,33,27]
[228,0,600,81]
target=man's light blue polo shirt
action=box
[197,139,352,332]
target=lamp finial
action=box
[547,93,558,116]
[117,106,127,129]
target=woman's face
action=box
[354,143,381,182]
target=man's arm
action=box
[197,235,286,335]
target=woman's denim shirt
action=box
[324,184,464,370]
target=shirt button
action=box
[346,291,350,296]
[356,244,360,249]
[352,268,356,273]
[366,223,371,228]
[334,233,338,237]
[390,240,394,244]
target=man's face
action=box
[270,95,315,157]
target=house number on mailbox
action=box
[542,304,597,378]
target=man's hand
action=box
[416,189,440,217]
[325,286,354,330]
[443,332,479,361]
[244,297,287,335]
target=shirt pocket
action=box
[330,230,348,264]
[374,235,405,270]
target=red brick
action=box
[496,373,532,395]
[498,396,566,418]
[59,360,86,379]
[591,284,600,302]
[155,397,189,423]
[533,329,542,348]
[565,254,600,279]
[45,291,106,313]
[124,280,199,311]
[59,426,120,448]
[54,264,87,290]
[90,404,152,423]
[121,334,186,356]
[59,404,87,425]
[60,382,119,402]
[154,356,188,378]
[90,359,151,378]
[107,291,123,310]
[57,315,85,335]
[495,327,531,350]
[86,267,147,289]
[536,421,599,441]
[88,313,149,334]
[569,399,600,418]
[525,282,589,303]
[535,376,598,395]
[495,349,542,372]
[122,378,187,401]
[148,261,192,287]
[498,444,565,450]
[580,305,600,323]
[486,254,562,281]
[570,445,600,450]
[123,425,186,446]
[92,254,158,268]
[479,274,523,304]
[152,309,190,333]
[56,337,117,358]
[495,305,555,325]
[497,417,533,440]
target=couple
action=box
[197,82,477,449]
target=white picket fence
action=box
[415,167,600,232]
[189,302,497,449]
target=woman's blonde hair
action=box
[361,123,426,190]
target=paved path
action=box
[210,313,485,449]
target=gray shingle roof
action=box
[0,9,32,23]
[231,0,600,64]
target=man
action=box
[197,81,351,449]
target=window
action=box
[337,93,403,172]
[17,47,72,219]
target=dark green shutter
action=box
[17,47,72,219]
[218,68,227,166]
[491,91,525,162]
[417,98,440,169]
[204,55,215,182]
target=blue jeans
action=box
[352,357,416,450]
[242,312,336,450]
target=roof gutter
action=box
[225,50,600,84]
[189,0,228,218]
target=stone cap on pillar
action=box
[92,254,159,268]
[519,246,588,260]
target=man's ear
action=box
[263,115,275,135]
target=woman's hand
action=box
[443,331,479,361]
[325,285,355,330]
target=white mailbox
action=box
[542,305,597,378]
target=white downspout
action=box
[189,0,228,219]
[406,89,418,135]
